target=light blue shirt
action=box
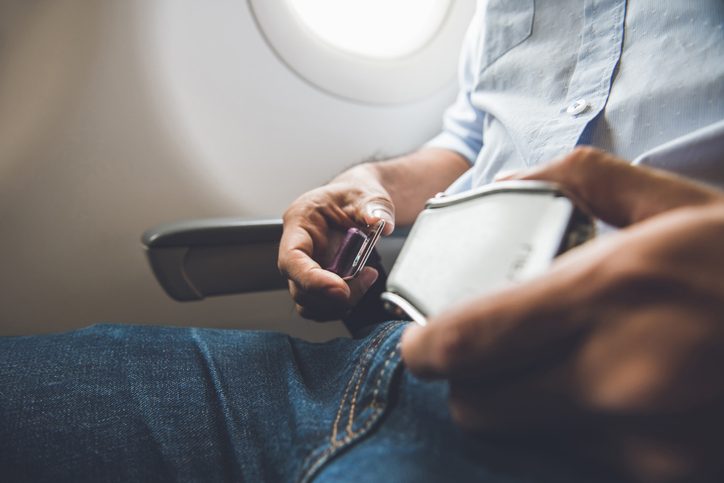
[427,0,724,193]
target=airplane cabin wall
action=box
[0,0,463,340]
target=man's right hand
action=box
[278,148,471,321]
[278,166,395,321]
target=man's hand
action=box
[278,148,470,321]
[278,165,395,321]
[401,148,724,481]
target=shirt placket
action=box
[532,0,627,165]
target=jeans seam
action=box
[330,323,397,444]
[344,327,396,435]
[298,323,402,483]
[345,344,399,438]
[369,342,400,409]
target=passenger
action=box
[2,2,723,481]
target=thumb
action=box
[400,249,597,382]
[363,199,395,235]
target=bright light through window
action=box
[287,0,451,60]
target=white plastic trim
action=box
[248,0,476,105]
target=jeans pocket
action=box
[479,0,535,72]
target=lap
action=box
[0,322,557,482]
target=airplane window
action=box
[249,0,475,104]
[286,0,450,60]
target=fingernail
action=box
[365,203,395,232]
[365,203,391,220]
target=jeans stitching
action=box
[301,323,397,475]
[329,323,397,444]
[344,325,397,436]
[344,344,399,438]
[369,342,400,409]
[298,323,402,483]
[329,357,361,444]
[299,325,395,482]
[299,409,385,483]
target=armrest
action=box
[142,218,285,301]
[142,218,409,302]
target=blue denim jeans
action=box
[0,322,573,482]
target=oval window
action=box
[249,0,476,104]
[287,0,450,60]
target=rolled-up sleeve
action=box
[425,8,485,165]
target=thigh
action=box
[306,361,536,483]
[0,322,403,482]
[1,323,586,482]
[312,370,544,483]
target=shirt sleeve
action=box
[424,7,485,165]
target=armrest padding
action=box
[142,218,285,301]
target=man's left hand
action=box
[401,149,724,482]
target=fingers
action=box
[279,184,393,321]
[498,147,722,227]
[278,214,350,313]
[445,361,582,433]
[279,224,351,321]
[291,267,378,321]
[400,242,602,381]
[348,266,380,303]
[279,219,347,288]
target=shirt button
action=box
[566,99,589,116]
